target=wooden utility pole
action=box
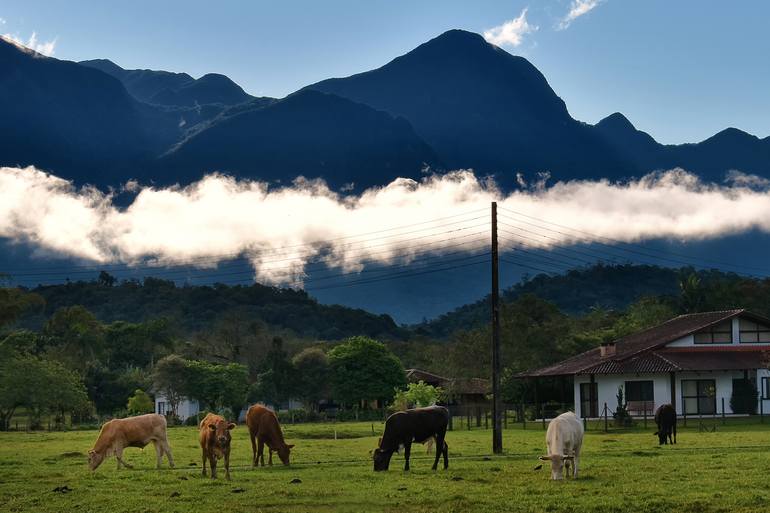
[491,201,503,454]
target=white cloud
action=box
[0,18,6,25]
[3,167,770,285]
[558,0,603,30]
[483,8,538,47]
[1,31,57,56]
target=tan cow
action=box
[199,412,235,480]
[88,413,174,471]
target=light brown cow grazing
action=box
[88,413,174,471]
[246,405,294,466]
[199,413,235,480]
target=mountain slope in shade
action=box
[307,29,635,183]
[79,59,194,103]
[158,89,441,190]
[0,38,165,185]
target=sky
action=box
[2,0,770,144]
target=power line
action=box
[2,208,489,274]
[498,206,770,276]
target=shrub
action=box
[730,379,758,414]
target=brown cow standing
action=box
[199,413,235,480]
[246,404,294,466]
[88,413,174,471]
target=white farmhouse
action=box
[154,394,200,422]
[523,310,770,417]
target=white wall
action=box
[666,317,770,348]
[155,394,200,421]
[574,370,753,417]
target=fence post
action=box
[760,398,764,424]
[583,416,587,432]
[542,405,546,430]
[485,410,489,430]
[683,410,687,427]
[643,404,647,429]
[522,406,526,430]
[603,403,608,433]
[467,410,471,431]
[448,409,454,431]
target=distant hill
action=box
[79,59,195,103]
[417,264,689,338]
[159,89,441,190]
[17,277,408,341]
[149,73,252,107]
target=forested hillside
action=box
[17,276,407,341]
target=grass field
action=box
[1,419,769,512]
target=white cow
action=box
[539,411,583,480]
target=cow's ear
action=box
[538,455,552,461]
[209,424,217,431]
[227,423,236,430]
[88,449,95,455]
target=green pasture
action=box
[1,420,769,513]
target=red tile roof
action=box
[520,309,770,377]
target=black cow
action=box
[654,404,677,445]
[373,406,449,471]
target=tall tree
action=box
[328,336,405,407]
[292,348,329,411]
[153,355,188,418]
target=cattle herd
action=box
[86,403,679,481]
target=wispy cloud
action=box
[483,8,538,47]
[1,31,57,56]
[0,18,6,25]
[3,167,770,285]
[557,0,603,30]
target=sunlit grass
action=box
[1,419,769,512]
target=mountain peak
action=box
[597,112,636,132]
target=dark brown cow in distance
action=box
[199,413,235,480]
[654,403,677,445]
[373,406,449,471]
[246,404,294,466]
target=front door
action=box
[580,382,598,418]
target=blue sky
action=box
[2,1,769,144]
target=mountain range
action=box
[2,29,770,189]
[3,29,770,323]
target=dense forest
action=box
[2,263,770,428]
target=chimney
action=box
[600,342,616,358]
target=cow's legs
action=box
[432,433,447,470]
[162,440,175,468]
[115,447,133,469]
[201,448,208,477]
[250,431,258,467]
[673,423,677,444]
[209,455,218,479]
[403,441,412,471]
[257,438,265,466]
[224,449,231,481]
[268,448,273,466]
[573,448,581,479]
[153,441,163,469]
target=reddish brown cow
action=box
[88,413,174,471]
[199,413,235,480]
[246,404,294,466]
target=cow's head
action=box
[538,454,573,480]
[372,448,393,471]
[87,449,104,471]
[209,420,235,447]
[277,443,295,465]
[654,430,666,445]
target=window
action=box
[694,321,733,344]
[157,401,167,415]
[738,318,770,343]
[681,379,716,415]
[763,377,770,400]
[580,382,598,418]
[625,381,654,402]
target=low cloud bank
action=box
[2,166,770,284]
